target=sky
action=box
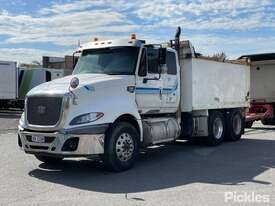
[0,0,275,63]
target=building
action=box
[42,55,75,75]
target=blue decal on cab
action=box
[84,85,95,92]
[135,83,178,94]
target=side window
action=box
[167,51,177,75]
[147,48,159,74]
[138,48,147,76]
[46,71,52,82]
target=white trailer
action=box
[0,65,64,109]
[0,61,18,99]
[239,53,275,127]
[0,61,18,108]
[250,59,275,103]
[18,27,250,171]
[18,68,64,100]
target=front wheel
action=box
[103,122,139,172]
[35,155,63,164]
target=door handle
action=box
[127,86,135,93]
[143,77,160,83]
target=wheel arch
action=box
[111,114,143,142]
[209,108,245,120]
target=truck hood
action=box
[27,73,135,96]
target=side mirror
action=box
[138,66,147,77]
[159,48,167,65]
[73,51,81,69]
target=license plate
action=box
[31,136,45,143]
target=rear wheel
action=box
[226,110,244,141]
[35,155,63,164]
[206,111,225,146]
[103,122,139,172]
[0,100,9,110]
[261,119,275,125]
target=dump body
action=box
[250,60,275,103]
[0,61,17,100]
[180,57,250,112]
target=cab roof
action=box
[78,39,145,51]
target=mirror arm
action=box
[72,50,81,69]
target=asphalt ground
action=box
[0,110,274,206]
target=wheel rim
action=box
[233,114,242,135]
[213,117,223,139]
[115,132,135,162]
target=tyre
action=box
[245,121,253,128]
[35,155,63,164]
[103,122,139,172]
[261,119,275,125]
[206,111,225,146]
[0,100,8,110]
[226,110,244,141]
[261,119,268,125]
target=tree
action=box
[210,52,227,62]
[31,60,42,66]
[19,61,42,68]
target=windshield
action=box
[73,47,139,75]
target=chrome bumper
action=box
[18,124,109,157]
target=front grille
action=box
[27,96,63,126]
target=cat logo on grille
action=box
[37,105,46,114]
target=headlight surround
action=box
[19,112,25,126]
[70,112,104,125]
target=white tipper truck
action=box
[18,28,250,171]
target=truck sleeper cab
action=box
[18,28,249,171]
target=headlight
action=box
[70,112,104,125]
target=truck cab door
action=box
[135,47,163,114]
[162,50,180,113]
